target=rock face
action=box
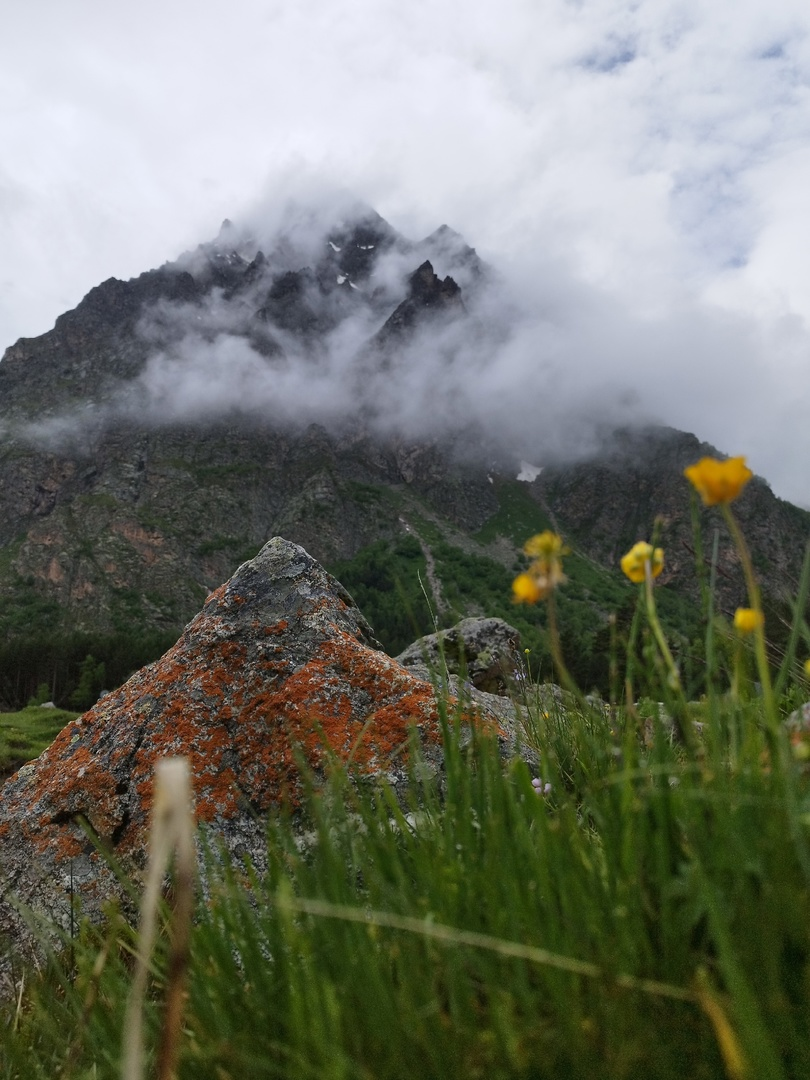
[373,260,465,344]
[397,617,522,695]
[0,203,496,656]
[0,538,509,970]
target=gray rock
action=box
[0,539,516,985]
[786,700,810,733]
[396,617,522,695]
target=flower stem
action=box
[720,504,777,729]
[643,564,694,750]
[546,592,586,707]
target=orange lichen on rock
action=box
[204,582,228,606]
[0,537,513,955]
[23,739,120,857]
[228,628,448,808]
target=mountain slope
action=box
[0,203,806,706]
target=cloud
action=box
[2,0,810,501]
[11,198,806,514]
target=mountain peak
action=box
[367,259,466,349]
[408,260,462,307]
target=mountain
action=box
[0,202,807,707]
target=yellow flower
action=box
[523,531,568,559]
[733,607,764,634]
[512,531,568,604]
[620,542,664,584]
[684,456,752,506]
[512,573,542,604]
[803,659,810,679]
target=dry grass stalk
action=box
[122,757,195,1080]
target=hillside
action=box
[0,202,807,707]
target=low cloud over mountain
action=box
[0,197,664,474]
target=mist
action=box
[7,190,810,509]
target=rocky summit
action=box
[0,538,512,970]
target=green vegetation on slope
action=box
[474,477,555,546]
[431,540,629,691]
[0,705,79,778]
[330,477,708,697]
[330,535,435,655]
[0,574,64,638]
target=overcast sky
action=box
[2,0,810,504]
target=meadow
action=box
[1,454,809,1079]
[0,705,79,780]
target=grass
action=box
[2,685,810,1078]
[0,706,80,778]
[2,466,810,1078]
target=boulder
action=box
[0,538,513,979]
[396,616,522,695]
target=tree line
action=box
[0,630,179,712]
